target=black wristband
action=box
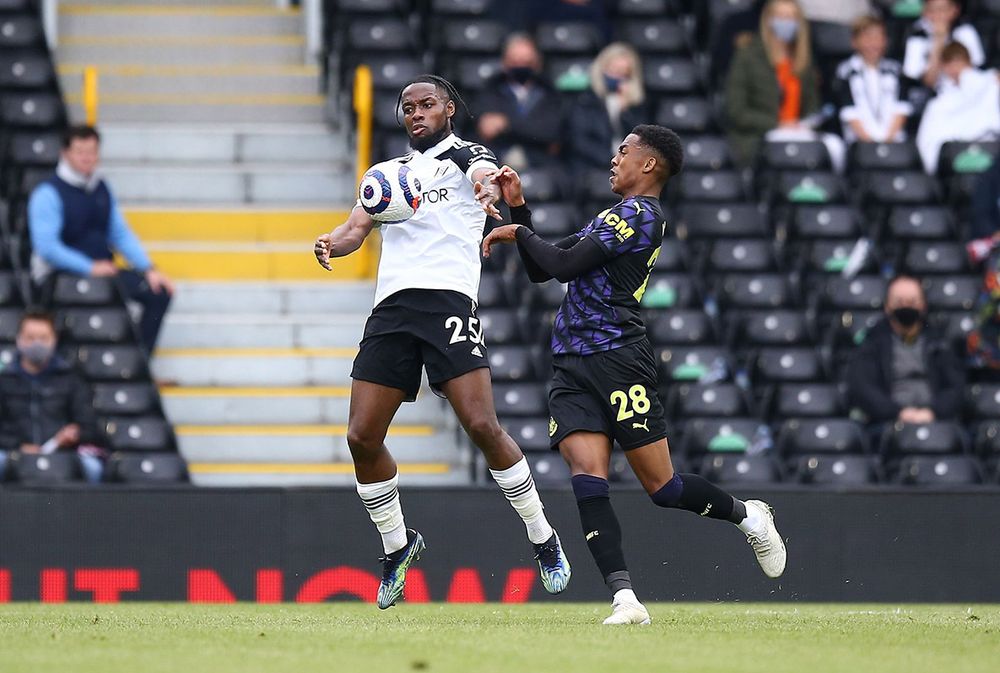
[509,203,532,226]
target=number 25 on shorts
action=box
[609,384,651,422]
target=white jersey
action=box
[367,133,498,307]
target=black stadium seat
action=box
[773,171,844,204]
[647,309,715,345]
[0,15,43,48]
[655,97,713,133]
[753,347,823,383]
[487,345,535,382]
[104,416,173,452]
[681,135,733,170]
[478,309,521,345]
[681,417,762,454]
[76,345,148,381]
[0,52,55,89]
[643,57,700,94]
[93,383,158,416]
[861,171,939,206]
[761,141,831,171]
[500,417,550,452]
[773,383,843,418]
[616,18,687,54]
[51,274,118,306]
[820,276,886,312]
[849,141,921,172]
[9,451,79,484]
[707,239,775,272]
[700,454,782,484]
[789,205,860,240]
[347,18,415,51]
[903,242,968,275]
[796,454,878,485]
[441,19,506,54]
[535,22,602,55]
[60,308,133,343]
[887,206,954,240]
[677,170,745,202]
[0,92,62,127]
[431,0,491,16]
[618,0,671,15]
[883,422,966,456]
[897,455,983,485]
[669,383,749,418]
[677,203,768,239]
[738,310,812,346]
[109,452,187,484]
[921,276,979,312]
[968,384,1000,419]
[6,131,61,166]
[777,418,866,454]
[492,383,547,417]
[716,273,794,309]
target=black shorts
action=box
[548,340,667,451]
[351,289,489,402]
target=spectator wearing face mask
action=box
[568,42,650,176]
[0,309,105,483]
[474,33,565,169]
[846,276,965,426]
[725,0,844,170]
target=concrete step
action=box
[56,38,305,67]
[186,467,469,488]
[101,163,351,205]
[151,347,356,386]
[139,242,373,280]
[67,99,326,125]
[62,0,275,5]
[162,281,375,314]
[59,6,301,38]
[158,314,367,349]
[101,124,346,165]
[162,387,446,426]
[61,70,319,97]
[124,209,350,243]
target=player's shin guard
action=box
[490,457,554,544]
[356,473,409,555]
[572,474,632,595]
[649,473,748,524]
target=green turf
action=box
[1,603,998,673]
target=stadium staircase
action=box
[54,0,468,486]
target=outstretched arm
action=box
[313,206,376,271]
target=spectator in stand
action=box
[568,42,649,175]
[915,42,1000,174]
[798,0,872,25]
[725,0,844,169]
[709,0,765,87]
[474,34,565,170]
[832,15,912,144]
[902,0,984,88]
[0,309,105,483]
[28,125,174,355]
[846,276,964,426]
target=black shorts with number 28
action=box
[351,289,489,402]
[548,339,667,451]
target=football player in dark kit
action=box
[481,125,787,625]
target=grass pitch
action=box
[1,603,997,673]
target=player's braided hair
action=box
[395,75,472,128]
[631,124,684,178]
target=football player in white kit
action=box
[313,75,570,609]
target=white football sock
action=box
[356,473,408,555]
[737,501,765,535]
[490,457,554,545]
[613,588,641,606]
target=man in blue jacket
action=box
[28,125,174,354]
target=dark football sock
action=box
[571,474,631,595]
[650,473,747,524]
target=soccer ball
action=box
[358,160,422,224]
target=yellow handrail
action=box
[353,65,376,277]
[82,65,98,125]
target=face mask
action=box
[603,74,625,92]
[891,307,923,328]
[19,342,54,368]
[507,67,534,84]
[769,17,799,43]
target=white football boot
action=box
[602,590,652,625]
[743,499,787,578]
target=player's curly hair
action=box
[395,75,472,127]
[631,124,684,178]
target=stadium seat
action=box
[968,383,1000,419]
[753,347,824,383]
[706,238,775,273]
[656,345,731,382]
[848,141,921,172]
[974,420,1000,457]
[861,171,939,206]
[500,417,550,452]
[528,203,579,237]
[335,0,409,14]
[518,168,562,202]
[676,170,745,202]
[819,276,886,312]
[526,453,572,486]
[707,0,757,21]
[51,274,118,306]
[108,451,186,483]
[76,344,148,382]
[6,130,60,166]
[0,15,43,48]
[652,238,687,271]
[796,454,878,485]
[804,239,876,275]
[380,133,410,161]
[372,91,403,129]
[0,271,22,306]
[535,22,602,55]
[935,311,975,352]
[0,306,20,340]
[450,56,502,93]
[700,453,782,484]
[676,203,769,239]
[0,53,55,89]
[478,309,522,345]
[430,0,492,16]
[0,92,62,128]
[669,383,750,418]
[655,97,713,133]
[681,135,733,170]
[9,451,79,484]
[897,455,983,485]
[642,57,700,95]
[104,416,173,452]
[921,276,979,312]
[640,272,698,308]
[492,383,547,416]
[882,422,966,455]
[531,279,566,309]
[773,383,843,419]
[788,205,860,240]
[936,140,999,177]
[545,57,591,88]
[681,417,763,454]
[488,345,535,382]
[60,308,134,343]
[903,242,968,275]
[646,309,715,345]
[777,418,866,454]
[761,141,831,171]
[811,21,854,62]
[617,0,670,15]
[441,19,506,54]
[887,206,954,240]
[478,272,507,307]
[347,18,416,51]
[737,310,812,346]
[773,171,844,204]
[0,343,16,368]
[363,57,423,90]
[93,382,158,415]
[616,18,687,54]
[716,273,795,309]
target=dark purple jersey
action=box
[551,195,666,355]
